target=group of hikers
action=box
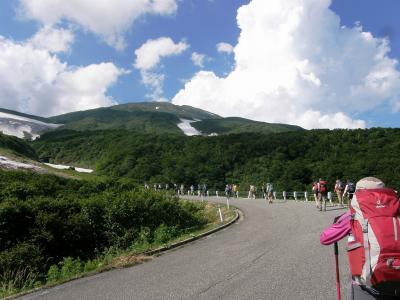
[223,183,274,203]
[312,178,356,212]
[145,183,209,196]
[146,182,277,203]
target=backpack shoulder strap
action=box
[361,219,372,286]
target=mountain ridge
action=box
[1,102,303,138]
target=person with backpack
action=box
[266,182,274,204]
[320,177,400,299]
[233,184,238,198]
[261,183,267,199]
[344,180,356,203]
[335,178,346,207]
[318,178,329,212]
[190,184,194,195]
[225,184,232,198]
[248,185,256,199]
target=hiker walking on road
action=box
[334,178,345,207]
[248,185,256,199]
[318,178,328,211]
[202,184,207,197]
[320,177,400,299]
[266,182,274,204]
[343,180,355,203]
[233,184,238,198]
[261,184,266,199]
[190,185,194,195]
[225,184,232,199]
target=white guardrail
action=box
[147,186,346,204]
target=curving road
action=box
[19,197,351,300]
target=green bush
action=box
[46,265,60,284]
[154,224,178,244]
[0,170,207,293]
[60,257,82,279]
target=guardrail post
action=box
[216,191,219,197]
[218,207,224,222]
[207,191,210,197]
[273,191,277,200]
[236,191,239,198]
[294,191,298,201]
[304,191,308,202]
[328,192,332,205]
[283,191,287,201]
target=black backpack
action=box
[338,180,345,190]
[347,181,355,193]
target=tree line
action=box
[32,128,400,191]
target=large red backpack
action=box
[348,188,400,296]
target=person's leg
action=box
[323,194,327,211]
[339,191,344,206]
[318,193,323,211]
[314,193,319,208]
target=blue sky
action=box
[0,0,399,129]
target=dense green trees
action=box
[33,128,400,191]
[0,171,207,291]
[0,133,37,159]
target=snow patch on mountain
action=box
[0,112,61,139]
[44,163,94,173]
[177,119,202,136]
[0,156,43,171]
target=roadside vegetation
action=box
[0,170,234,298]
[0,133,37,160]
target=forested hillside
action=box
[191,117,303,135]
[33,128,400,191]
[0,133,37,159]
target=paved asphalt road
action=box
[19,197,351,300]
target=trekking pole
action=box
[334,242,341,300]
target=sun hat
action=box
[355,177,385,190]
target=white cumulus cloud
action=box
[191,52,206,68]
[18,0,178,49]
[28,26,74,53]
[216,42,234,54]
[134,37,188,71]
[0,36,125,117]
[173,0,400,129]
[134,37,189,101]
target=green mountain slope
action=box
[48,102,302,135]
[0,132,38,159]
[112,102,221,120]
[192,117,303,134]
[49,107,183,134]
